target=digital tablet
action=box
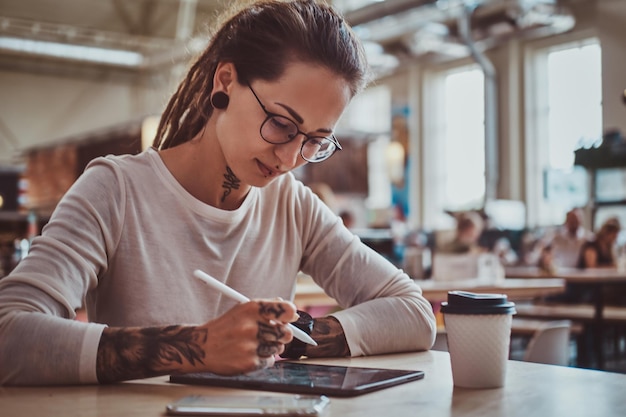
[169,362,424,397]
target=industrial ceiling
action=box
[0,0,618,166]
[0,0,596,77]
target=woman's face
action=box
[214,61,352,188]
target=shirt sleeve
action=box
[0,158,124,385]
[296,185,436,356]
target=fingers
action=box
[210,300,297,373]
[254,301,296,353]
[257,300,299,323]
[255,320,283,370]
[253,301,293,366]
[256,340,284,358]
[196,300,302,376]
[255,355,275,370]
[257,320,292,344]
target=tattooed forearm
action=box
[304,317,350,358]
[221,166,241,202]
[96,325,207,384]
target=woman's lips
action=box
[256,160,275,177]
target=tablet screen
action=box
[169,362,424,397]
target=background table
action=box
[506,266,626,285]
[294,276,565,308]
[417,278,565,302]
[2,351,624,417]
[506,266,626,369]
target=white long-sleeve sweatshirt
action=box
[0,148,436,385]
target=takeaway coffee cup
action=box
[440,291,516,388]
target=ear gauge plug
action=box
[211,91,230,109]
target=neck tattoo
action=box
[221,166,241,202]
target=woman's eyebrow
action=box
[276,102,304,124]
[276,102,333,134]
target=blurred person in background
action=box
[550,217,622,304]
[577,217,621,269]
[537,207,593,272]
[438,211,485,255]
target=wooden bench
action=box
[512,317,583,337]
[514,303,626,323]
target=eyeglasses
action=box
[247,82,341,163]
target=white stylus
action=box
[193,269,317,346]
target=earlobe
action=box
[211,92,230,109]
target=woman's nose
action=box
[274,137,303,169]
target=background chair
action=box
[522,320,572,366]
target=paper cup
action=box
[441,291,516,389]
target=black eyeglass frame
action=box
[246,82,342,163]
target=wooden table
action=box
[1,351,624,417]
[417,278,565,302]
[506,266,626,369]
[506,265,626,285]
[294,277,566,308]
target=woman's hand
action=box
[96,299,298,383]
[194,299,299,375]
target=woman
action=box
[554,217,623,304]
[0,0,436,386]
[577,217,621,269]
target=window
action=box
[443,68,486,209]
[423,64,485,229]
[547,41,602,169]
[526,37,602,226]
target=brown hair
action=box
[598,217,621,239]
[153,0,370,150]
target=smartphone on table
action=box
[166,394,330,416]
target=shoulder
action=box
[262,173,316,205]
[84,150,153,176]
[260,173,337,225]
[78,150,156,188]
[59,151,156,211]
